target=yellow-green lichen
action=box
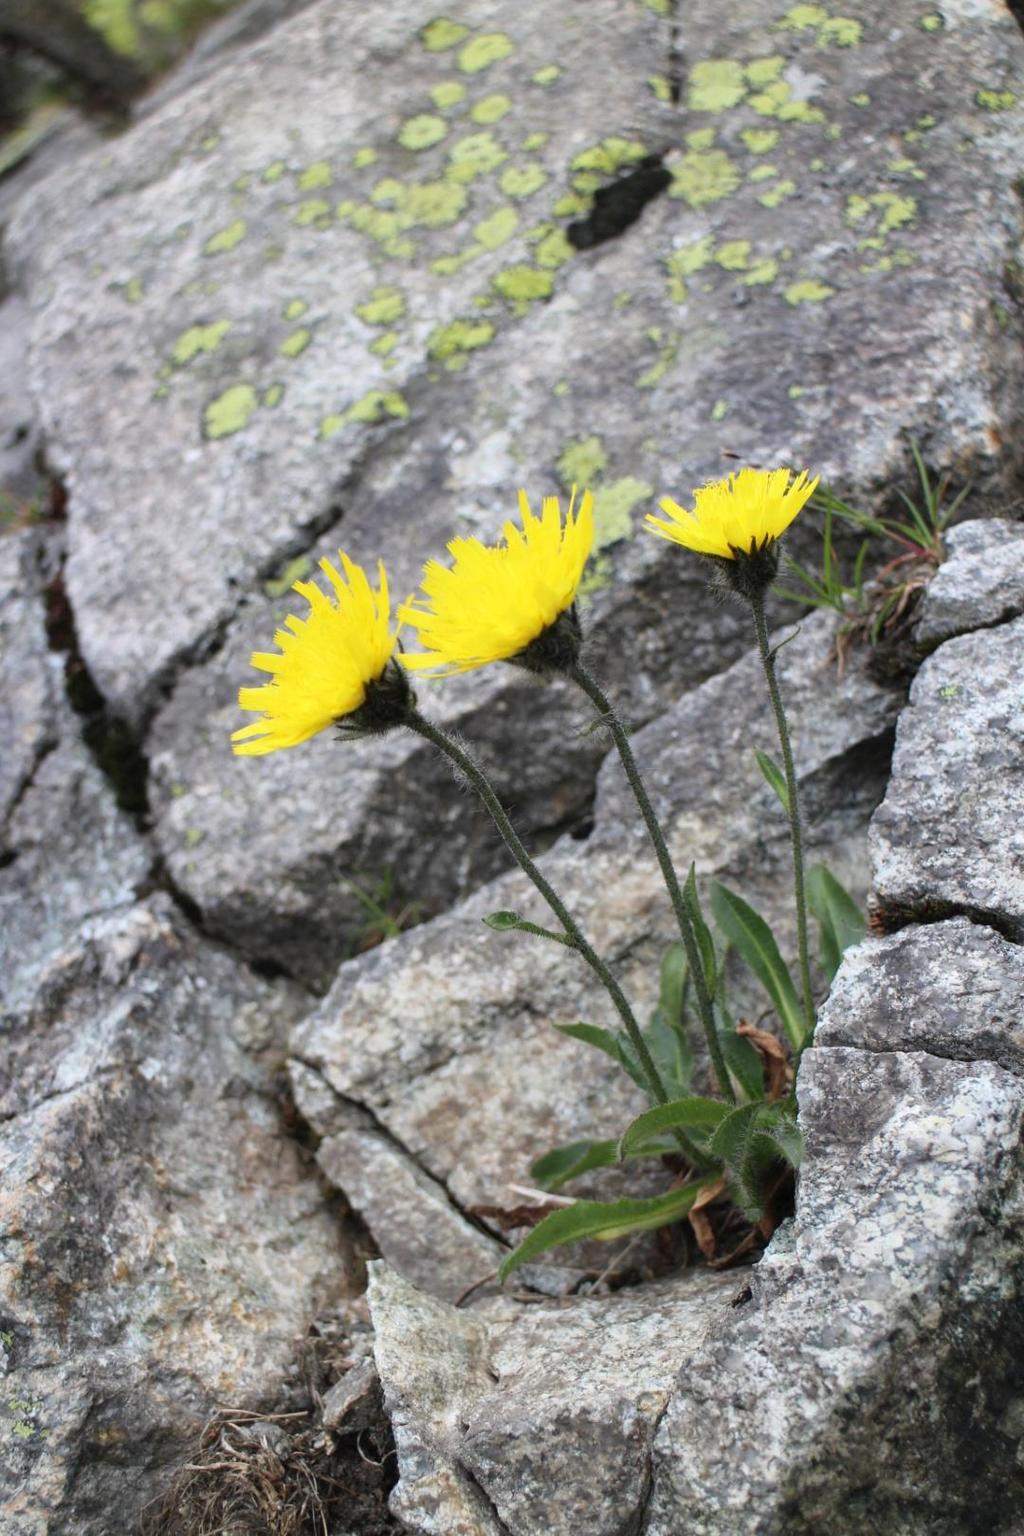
[785,278,834,304]
[499,163,548,199]
[749,80,824,122]
[534,228,573,269]
[473,205,519,248]
[431,81,466,110]
[711,399,729,421]
[427,317,496,360]
[532,64,561,85]
[322,391,410,435]
[787,384,805,398]
[370,331,400,356]
[446,131,508,181]
[740,127,779,154]
[262,161,286,183]
[471,93,512,123]
[553,379,570,396]
[686,127,717,151]
[572,137,648,175]
[636,331,678,389]
[743,257,779,284]
[298,161,333,190]
[687,59,746,113]
[552,191,589,217]
[204,219,247,255]
[431,249,480,275]
[264,383,284,407]
[492,265,554,305]
[204,383,258,439]
[759,178,796,207]
[749,164,778,183]
[356,285,406,325]
[976,89,1016,112]
[264,554,311,597]
[917,11,943,30]
[171,320,231,365]
[847,191,917,233]
[398,114,448,150]
[284,299,308,320]
[353,146,378,168]
[522,131,549,151]
[124,277,144,303]
[279,328,312,358]
[716,240,750,270]
[665,235,714,301]
[778,4,827,27]
[592,478,652,549]
[557,436,607,487]
[888,157,926,179]
[851,92,871,107]
[745,55,785,85]
[648,75,672,102]
[669,148,740,207]
[421,18,469,50]
[295,199,332,226]
[821,17,861,45]
[458,33,515,73]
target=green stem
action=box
[749,594,815,1043]
[568,662,735,1105]
[405,710,712,1168]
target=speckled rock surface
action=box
[290,607,900,1283]
[870,614,1024,934]
[367,1262,739,1536]
[914,517,1024,652]
[0,529,59,836]
[0,895,347,1535]
[6,0,1024,982]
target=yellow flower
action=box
[399,489,594,675]
[232,553,399,755]
[646,467,818,559]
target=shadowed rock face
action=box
[5,0,1024,977]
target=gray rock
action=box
[870,615,1024,934]
[7,0,1024,985]
[321,1357,381,1435]
[291,608,899,1284]
[815,917,1024,1075]
[0,895,345,1534]
[0,721,153,1025]
[0,529,59,837]
[364,960,1024,1536]
[0,297,44,503]
[317,1126,505,1303]
[367,1262,738,1536]
[914,517,1024,652]
[647,1043,1024,1534]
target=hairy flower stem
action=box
[569,662,735,1105]
[749,595,815,1044]
[405,710,711,1168]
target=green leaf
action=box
[710,883,805,1050]
[498,1180,716,1282]
[806,865,865,982]
[658,942,687,1024]
[754,750,789,812]
[554,1022,646,1091]
[684,865,718,999]
[755,1110,803,1169]
[709,1104,765,1221]
[617,1096,730,1160]
[530,1139,618,1191]
[718,1029,765,1102]
[644,1009,695,1098]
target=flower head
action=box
[647,467,818,560]
[232,552,405,756]
[399,489,594,676]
